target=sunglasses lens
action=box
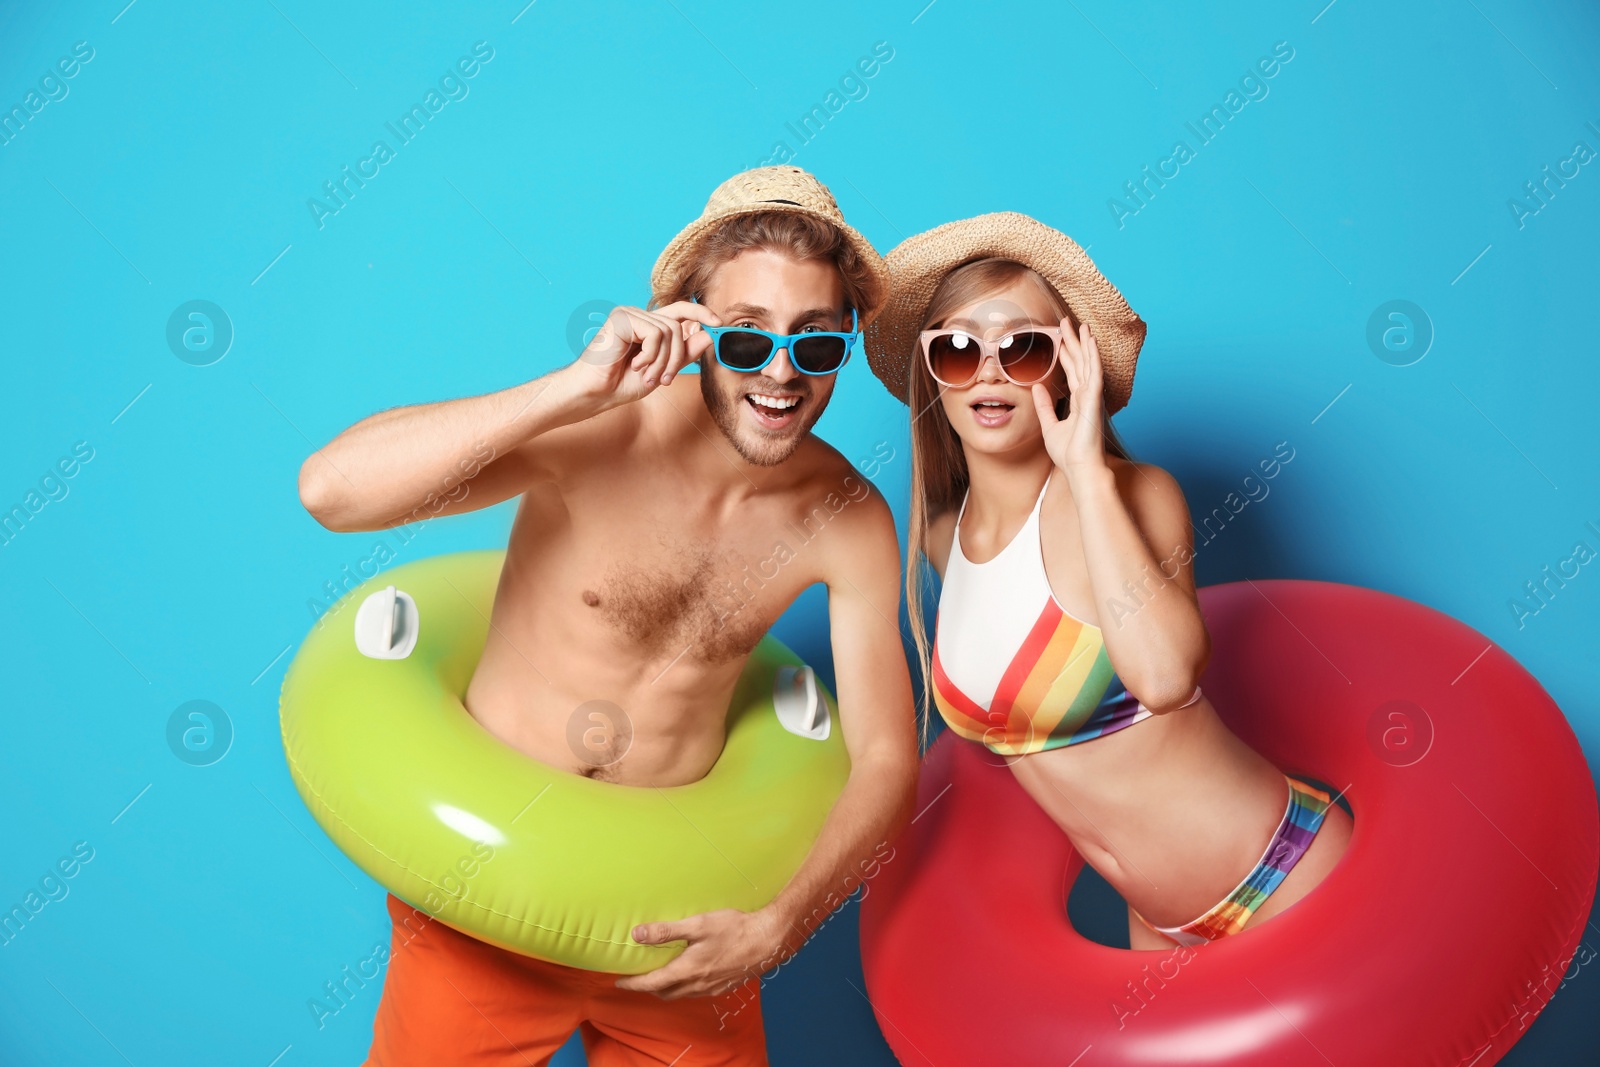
[716,330,774,371]
[998,331,1056,384]
[926,332,982,386]
[791,335,849,374]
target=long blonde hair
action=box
[905,258,1135,746]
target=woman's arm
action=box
[1065,461,1209,710]
[1030,319,1209,710]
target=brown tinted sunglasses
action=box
[919,326,1063,388]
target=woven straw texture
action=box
[650,166,890,325]
[864,212,1146,412]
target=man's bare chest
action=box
[582,534,813,664]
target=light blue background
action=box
[2,0,1597,1063]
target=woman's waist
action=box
[1009,724,1291,896]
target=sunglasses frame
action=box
[918,325,1064,389]
[699,307,861,377]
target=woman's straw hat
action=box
[651,166,890,325]
[865,212,1146,413]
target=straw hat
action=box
[865,212,1146,413]
[651,166,890,325]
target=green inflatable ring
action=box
[278,550,851,973]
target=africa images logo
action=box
[306,42,495,229]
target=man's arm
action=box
[620,482,920,999]
[297,371,578,532]
[297,302,718,532]
[762,486,919,950]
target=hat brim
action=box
[864,212,1146,413]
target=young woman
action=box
[865,212,1352,949]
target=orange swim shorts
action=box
[365,895,769,1066]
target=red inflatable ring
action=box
[860,580,1597,1066]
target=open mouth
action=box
[745,391,804,430]
[970,397,1015,428]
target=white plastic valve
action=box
[773,665,829,740]
[353,585,420,660]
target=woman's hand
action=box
[1031,318,1108,475]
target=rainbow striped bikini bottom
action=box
[1131,775,1333,947]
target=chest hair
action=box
[587,544,770,665]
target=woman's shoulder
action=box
[1104,455,1181,493]
[1103,457,1192,543]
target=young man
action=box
[297,166,919,1065]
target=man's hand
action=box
[613,907,790,1000]
[562,301,721,419]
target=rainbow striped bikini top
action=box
[931,473,1156,757]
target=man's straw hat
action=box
[865,212,1146,413]
[651,166,890,325]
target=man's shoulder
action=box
[790,436,886,508]
[782,436,898,570]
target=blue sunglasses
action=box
[696,305,860,376]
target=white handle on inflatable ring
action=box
[354,585,420,660]
[774,665,829,740]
